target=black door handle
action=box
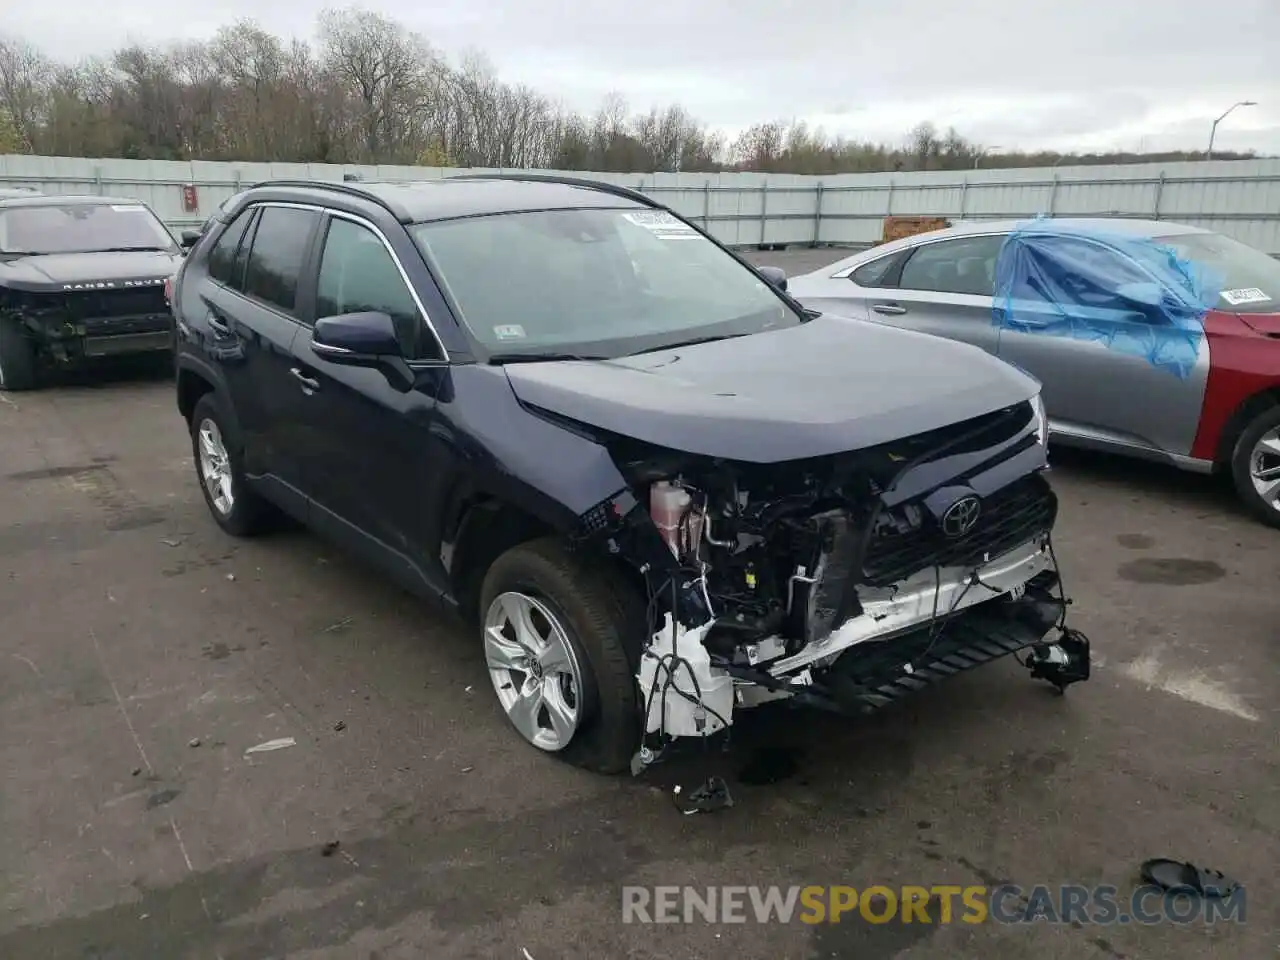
[290,367,320,393]
[206,311,232,335]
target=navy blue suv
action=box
[172,175,1087,775]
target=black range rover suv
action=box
[172,175,1088,774]
[0,193,183,390]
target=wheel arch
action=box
[176,357,243,439]
[445,494,556,624]
[444,490,646,627]
[177,366,216,424]
[1214,386,1280,466]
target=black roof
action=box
[247,175,655,224]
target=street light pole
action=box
[1207,101,1257,159]
[974,145,1002,169]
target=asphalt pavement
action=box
[0,249,1276,959]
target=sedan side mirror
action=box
[311,311,402,365]
[758,265,788,292]
[179,229,202,249]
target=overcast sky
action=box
[7,0,1278,155]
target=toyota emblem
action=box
[940,495,982,538]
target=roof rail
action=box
[444,172,662,209]
[246,178,404,219]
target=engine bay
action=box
[645,469,875,664]
[566,399,1085,782]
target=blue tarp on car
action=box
[991,218,1225,379]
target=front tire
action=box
[1230,405,1280,528]
[478,537,646,774]
[0,316,39,392]
[189,393,273,537]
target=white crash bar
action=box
[767,537,1053,676]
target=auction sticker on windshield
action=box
[623,210,700,240]
[1221,287,1271,306]
[493,324,526,340]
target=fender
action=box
[175,353,242,438]
[1190,312,1280,462]
[441,364,633,526]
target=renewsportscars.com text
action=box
[621,884,1246,926]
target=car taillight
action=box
[164,276,173,305]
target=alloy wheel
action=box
[483,591,584,751]
[1250,426,1280,512]
[197,418,235,515]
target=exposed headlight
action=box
[1029,392,1049,446]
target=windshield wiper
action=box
[95,246,171,253]
[629,332,752,355]
[487,352,608,365]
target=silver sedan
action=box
[785,218,1280,528]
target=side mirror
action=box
[311,311,401,365]
[179,229,201,249]
[758,265,788,292]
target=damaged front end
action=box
[569,396,1090,771]
[0,284,172,365]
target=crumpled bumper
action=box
[724,572,1075,715]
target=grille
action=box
[64,287,168,321]
[860,472,1056,587]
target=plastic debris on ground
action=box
[244,737,296,755]
[991,218,1225,379]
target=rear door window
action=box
[898,235,1006,297]
[241,206,319,315]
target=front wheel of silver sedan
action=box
[1230,405,1280,529]
[477,537,646,774]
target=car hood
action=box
[0,250,182,293]
[502,314,1040,462]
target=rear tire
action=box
[0,316,39,392]
[1230,405,1280,529]
[478,537,646,774]
[190,393,273,537]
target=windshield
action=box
[1156,231,1280,315]
[410,207,801,358]
[0,203,177,256]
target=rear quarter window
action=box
[850,254,899,288]
[207,210,256,288]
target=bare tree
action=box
[0,37,52,150]
[0,17,1256,172]
[318,6,439,163]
